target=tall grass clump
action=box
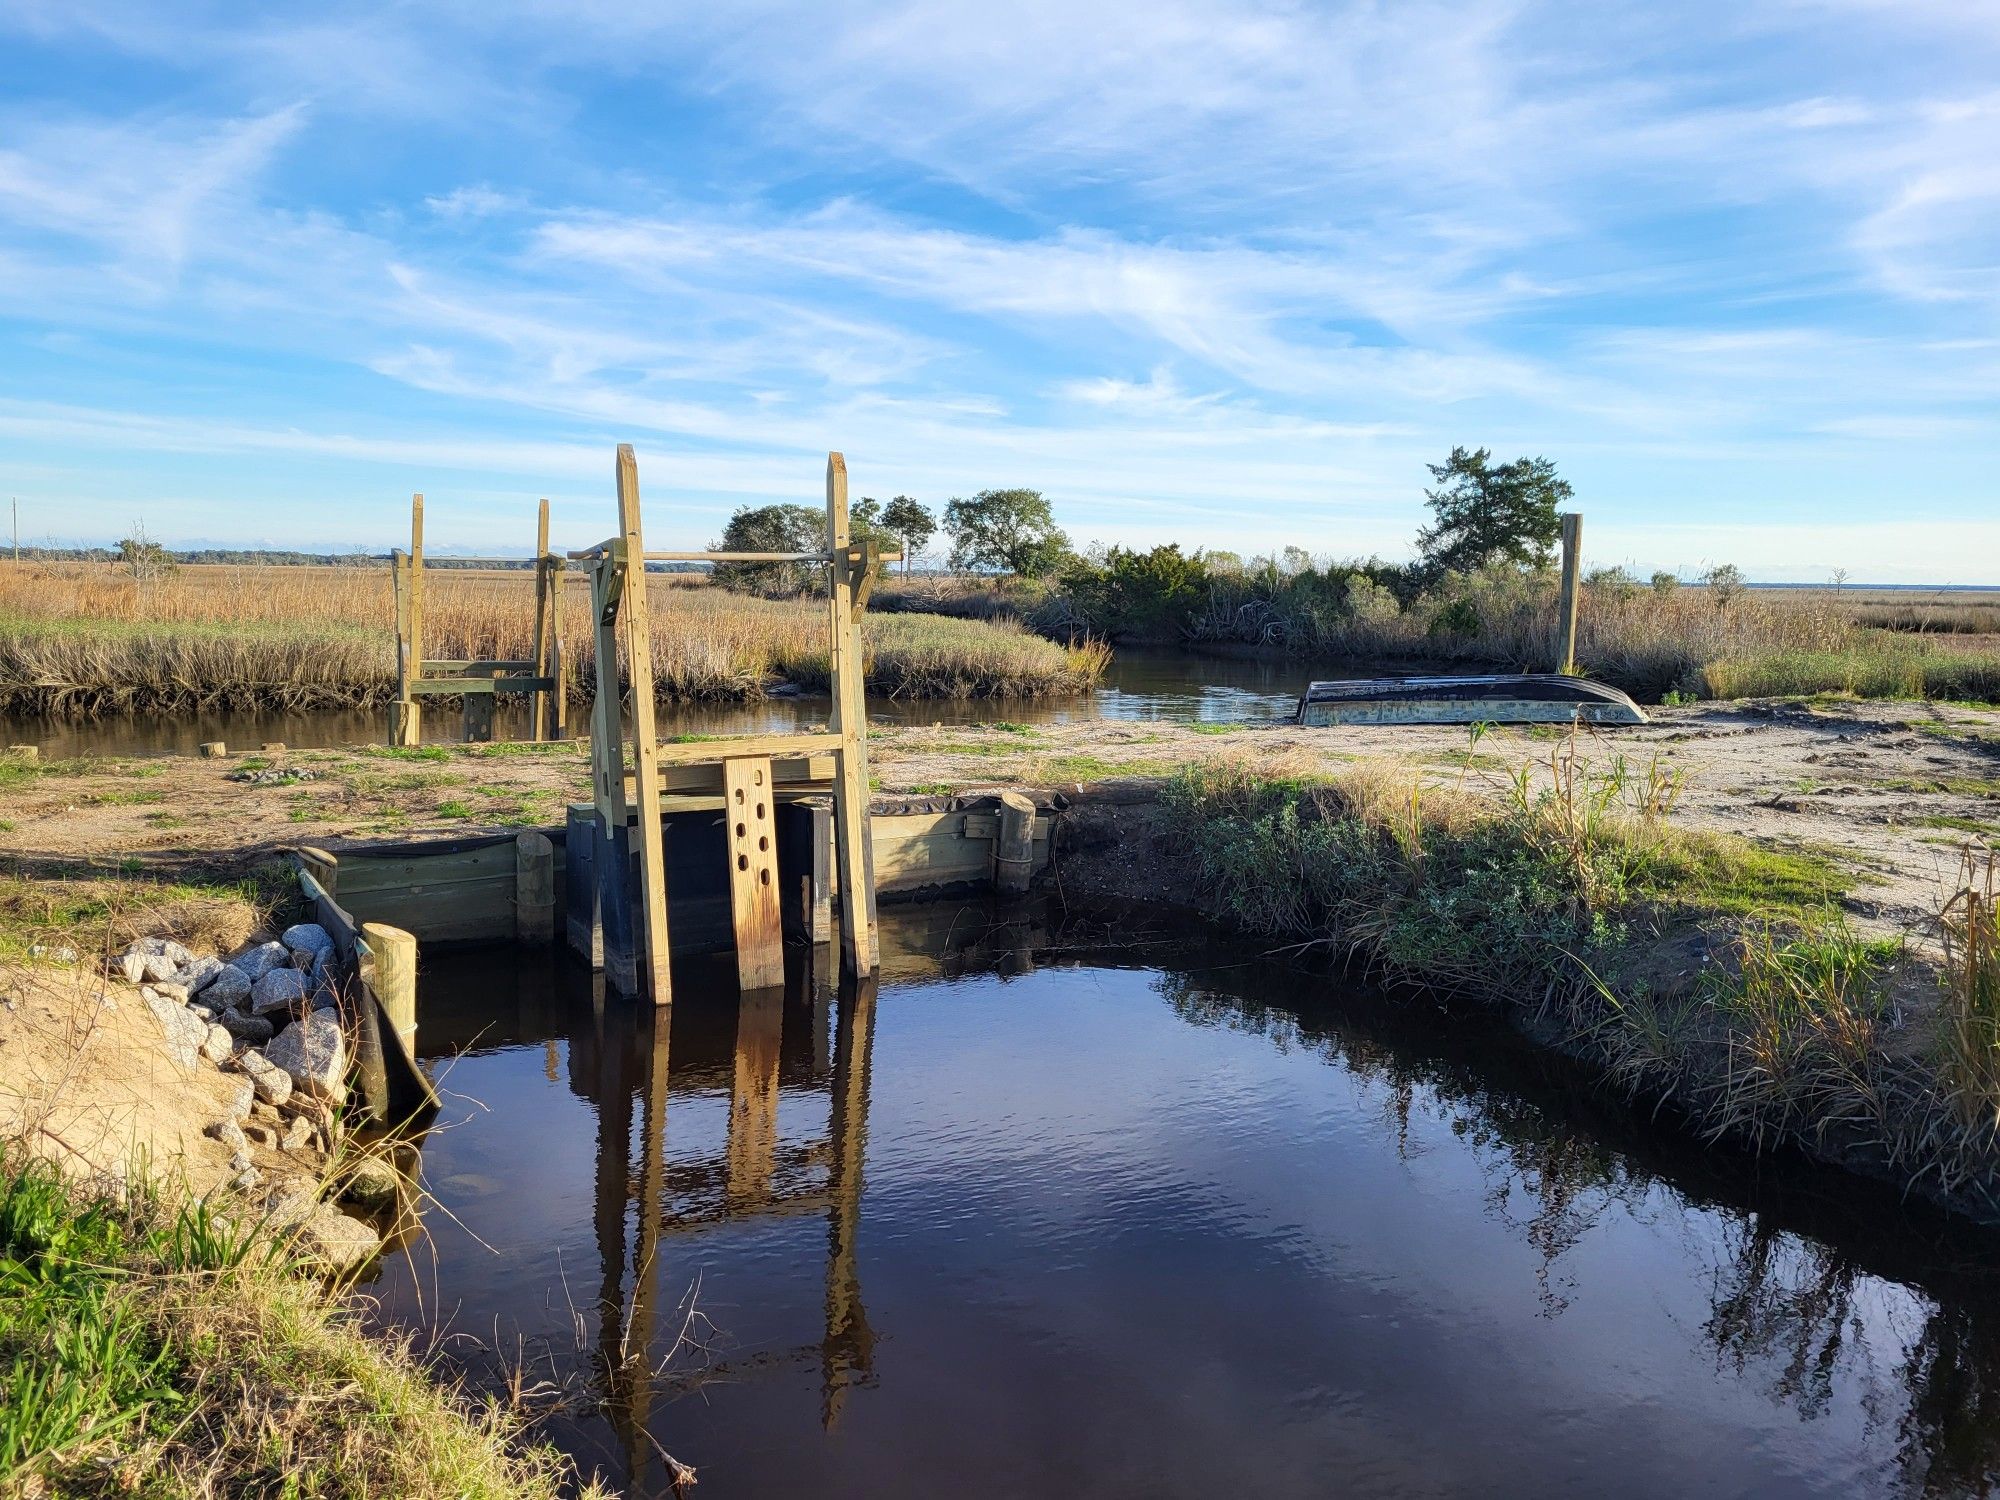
[0,1150,600,1498]
[0,563,1105,717]
[1164,745,2000,1216]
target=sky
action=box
[0,1,1996,581]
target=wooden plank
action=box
[647,733,840,767]
[825,452,879,976]
[723,757,786,990]
[420,659,540,674]
[615,444,673,1004]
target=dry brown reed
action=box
[0,563,1107,716]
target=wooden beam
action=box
[616,444,673,1005]
[533,498,552,740]
[1556,511,1582,676]
[825,452,880,976]
[723,757,786,990]
[408,494,424,697]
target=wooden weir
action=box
[390,496,567,747]
[568,445,893,1005]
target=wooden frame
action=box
[567,444,896,1004]
[390,494,565,747]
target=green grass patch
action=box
[1877,775,2000,797]
[435,799,474,820]
[82,790,166,807]
[1187,722,1241,736]
[1916,814,2000,836]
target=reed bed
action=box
[1168,749,2000,1217]
[0,564,1107,717]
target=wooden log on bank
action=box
[993,790,1036,896]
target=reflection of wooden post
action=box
[362,921,417,1054]
[515,831,555,945]
[1556,511,1582,676]
[822,974,877,1430]
[826,454,879,977]
[616,447,673,1005]
[993,791,1035,895]
[726,985,784,1209]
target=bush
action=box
[1053,545,1210,641]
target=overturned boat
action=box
[1296,673,1647,727]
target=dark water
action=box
[2,650,1307,758]
[371,902,2000,1499]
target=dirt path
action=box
[5,698,1995,943]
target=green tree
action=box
[943,488,1069,577]
[710,503,824,596]
[879,496,935,572]
[1415,447,1569,579]
[1703,563,1746,605]
[117,526,174,584]
[1650,570,1680,596]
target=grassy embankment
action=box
[0,1151,600,1498]
[0,563,1108,717]
[882,571,2000,704]
[1165,747,2000,1213]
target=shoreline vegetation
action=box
[0,564,1110,719]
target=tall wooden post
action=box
[588,557,636,992]
[1556,511,1582,677]
[825,453,879,977]
[389,494,425,748]
[532,498,553,741]
[362,921,417,1055]
[616,446,673,1004]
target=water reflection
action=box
[382,908,2000,1497]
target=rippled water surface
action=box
[369,902,2000,1498]
[7,650,1307,756]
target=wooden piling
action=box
[614,445,673,1005]
[565,803,602,966]
[361,921,418,1054]
[514,830,555,945]
[196,742,225,759]
[993,791,1036,895]
[825,453,880,978]
[1556,511,1582,676]
[532,498,553,742]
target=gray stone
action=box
[263,1013,347,1104]
[218,1010,274,1044]
[140,952,179,983]
[281,923,333,966]
[116,951,147,985]
[204,1118,248,1152]
[151,981,190,1005]
[237,1049,294,1108]
[134,937,193,965]
[225,1078,256,1119]
[338,1156,400,1207]
[294,1204,380,1273]
[279,1115,316,1154]
[173,956,223,992]
[199,1024,233,1064]
[142,987,207,1071]
[249,967,310,1017]
[229,941,288,982]
[201,964,253,1010]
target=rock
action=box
[241,1119,278,1149]
[173,956,223,992]
[281,923,333,966]
[151,981,191,1005]
[117,951,148,985]
[280,1115,316,1154]
[281,1094,334,1131]
[264,1013,347,1104]
[294,1204,380,1273]
[204,1118,248,1152]
[140,952,179,983]
[250,968,310,1017]
[28,944,78,964]
[228,1163,262,1192]
[142,988,208,1071]
[201,964,253,1010]
[218,1010,274,1044]
[199,1024,233,1064]
[225,1078,256,1119]
[338,1156,400,1207]
[230,942,288,982]
[133,937,193,966]
[237,1050,294,1109]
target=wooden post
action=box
[825,453,879,978]
[550,619,567,740]
[614,445,673,1005]
[408,493,425,694]
[390,552,419,748]
[362,921,418,1055]
[196,741,225,759]
[587,557,627,832]
[724,756,786,989]
[1556,511,1582,677]
[993,791,1036,895]
[461,691,494,743]
[515,830,555,945]
[532,498,552,741]
[565,803,602,967]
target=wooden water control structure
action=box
[389,496,567,748]
[565,445,895,1006]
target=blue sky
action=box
[1,2,1996,580]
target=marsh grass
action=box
[0,563,1107,716]
[1165,741,2000,1215]
[0,1152,601,1498]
